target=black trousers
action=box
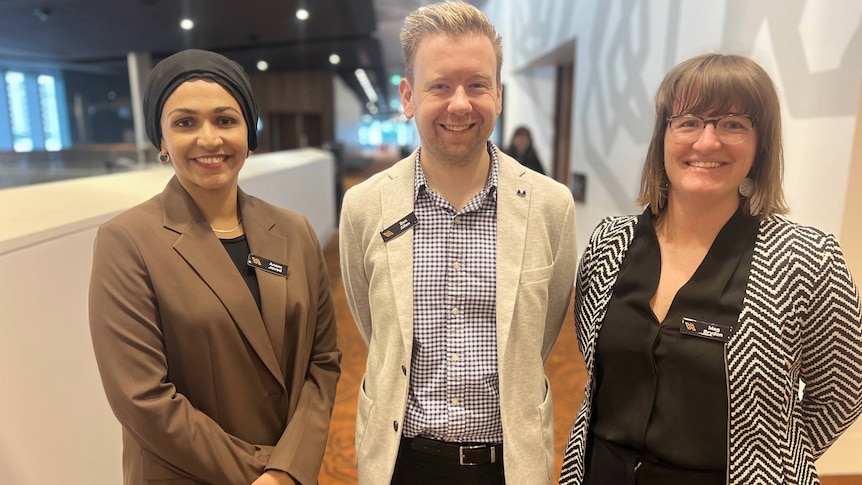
[584,435,725,485]
[390,438,505,485]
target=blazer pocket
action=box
[254,444,274,465]
[538,376,555,479]
[520,264,553,285]
[355,375,374,451]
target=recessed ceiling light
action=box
[296,8,309,21]
[180,18,194,30]
[256,60,269,71]
[329,54,341,65]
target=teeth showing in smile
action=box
[195,156,227,165]
[444,124,471,132]
[688,161,722,168]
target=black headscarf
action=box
[143,49,259,151]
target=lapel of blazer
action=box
[495,154,530,361]
[380,156,418,351]
[238,190,289,372]
[582,216,637,369]
[162,177,286,390]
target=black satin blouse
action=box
[590,208,758,471]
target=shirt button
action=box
[452,398,460,405]
[451,307,459,315]
[453,261,461,270]
[451,353,459,361]
[453,216,461,224]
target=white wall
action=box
[501,64,556,175]
[487,0,862,475]
[333,75,366,161]
[0,149,335,484]
[489,0,861,251]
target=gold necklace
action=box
[211,218,242,233]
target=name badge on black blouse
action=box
[680,317,733,343]
[247,253,289,277]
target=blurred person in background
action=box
[504,125,545,175]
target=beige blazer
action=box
[89,176,340,485]
[339,150,577,484]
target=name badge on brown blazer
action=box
[380,212,418,243]
[247,253,289,277]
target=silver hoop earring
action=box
[158,152,171,165]
[738,177,754,198]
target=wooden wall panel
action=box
[249,71,336,152]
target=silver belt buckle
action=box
[459,444,495,465]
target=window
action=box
[5,71,33,152]
[1,68,68,152]
[38,75,63,151]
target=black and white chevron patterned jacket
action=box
[560,214,862,485]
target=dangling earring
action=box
[159,152,171,165]
[738,177,754,197]
[658,179,669,210]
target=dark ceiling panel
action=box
[0,0,390,112]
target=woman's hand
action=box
[251,470,297,485]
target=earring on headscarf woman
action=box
[738,177,754,197]
[159,152,171,165]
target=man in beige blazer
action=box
[90,177,340,484]
[339,4,576,483]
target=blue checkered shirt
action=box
[403,142,502,444]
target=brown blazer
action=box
[89,176,340,485]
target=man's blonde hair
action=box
[400,1,503,83]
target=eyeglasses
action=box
[666,114,757,145]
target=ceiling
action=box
[0,0,453,116]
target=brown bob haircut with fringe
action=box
[400,1,503,84]
[637,53,789,218]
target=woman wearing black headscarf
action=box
[88,49,341,485]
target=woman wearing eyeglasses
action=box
[559,53,862,485]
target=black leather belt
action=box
[404,436,502,466]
